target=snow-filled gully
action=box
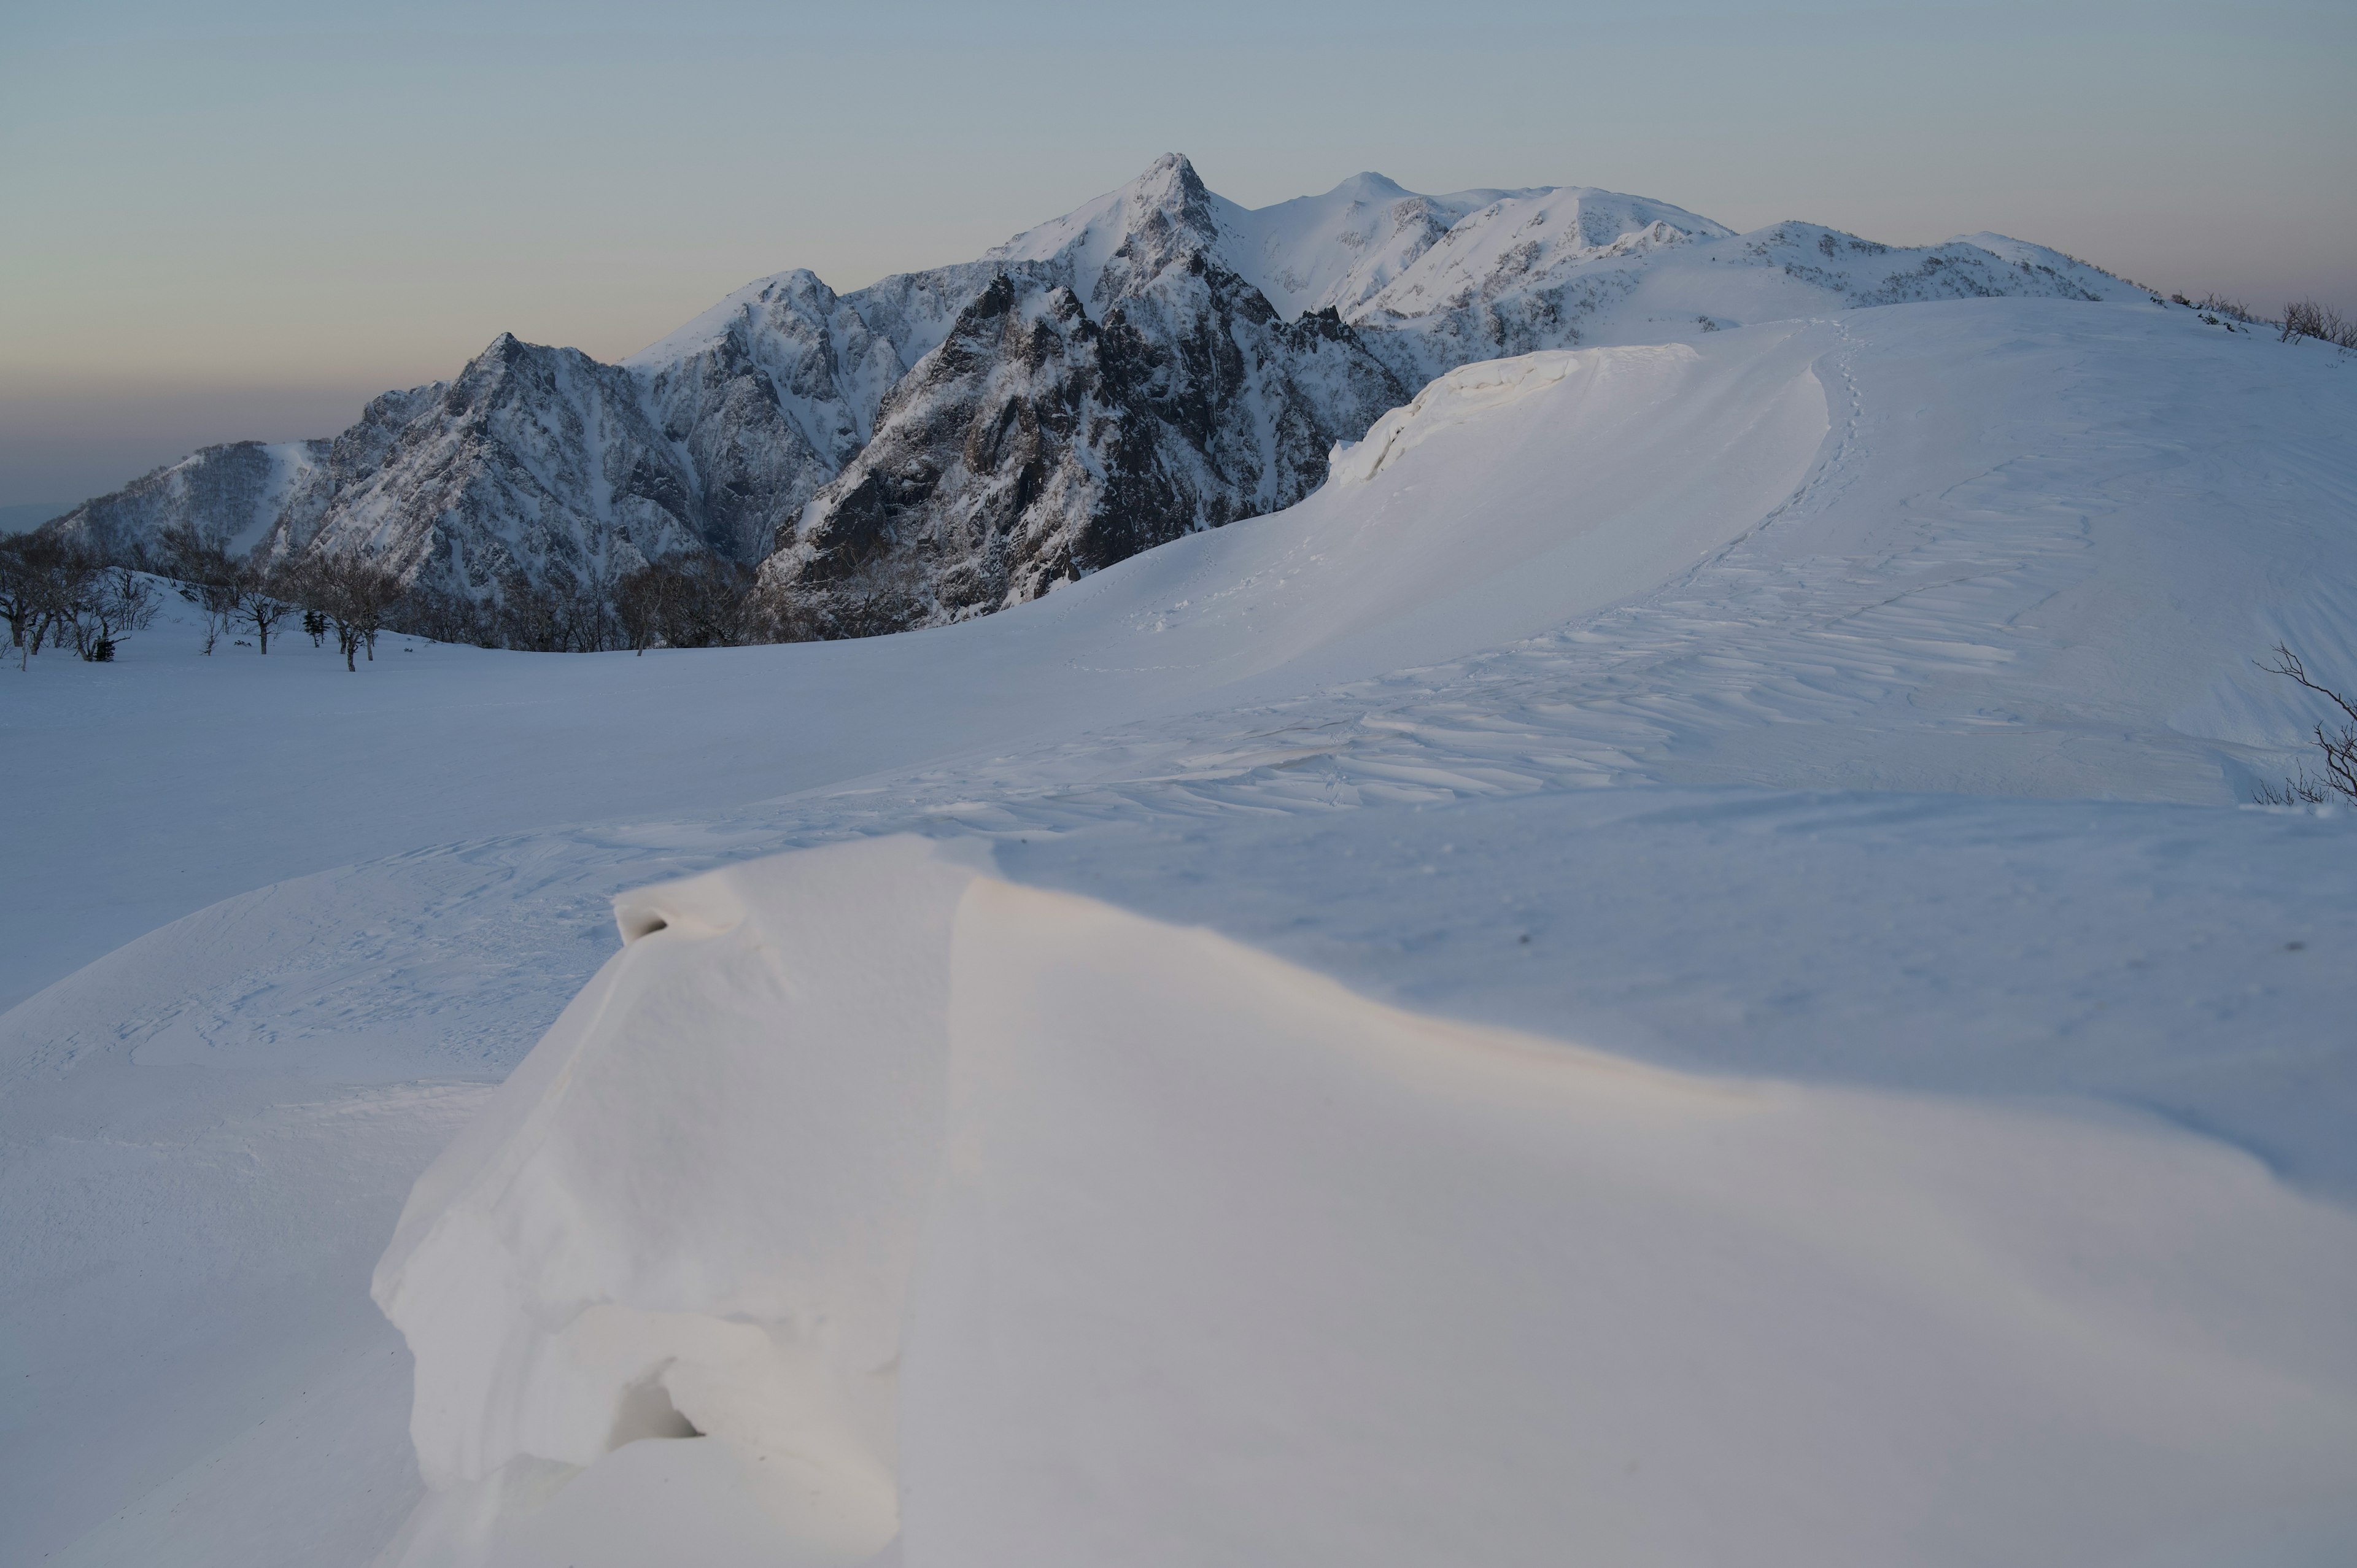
[371,837,2357,1568]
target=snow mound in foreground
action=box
[374,836,2357,1568]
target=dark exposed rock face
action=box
[765,218,1410,626]
[47,155,2134,636]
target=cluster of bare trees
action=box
[157,525,298,655]
[13,520,942,671]
[278,555,406,671]
[393,559,767,654]
[616,559,764,652]
[398,555,927,652]
[403,564,614,652]
[2281,301,2357,351]
[402,557,927,653]
[2254,645,2357,806]
[154,525,404,671]
[762,547,940,643]
[2163,292,2356,349]
[1,533,160,668]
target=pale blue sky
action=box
[4,0,2351,507]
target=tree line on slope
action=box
[370,549,934,653]
[2,524,942,671]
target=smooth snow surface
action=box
[373,839,2357,1568]
[7,297,2357,1566]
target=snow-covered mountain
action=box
[764,158,1410,624]
[47,155,2134,633]
[53,438,330,562]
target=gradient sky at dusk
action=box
[4,0,2351,509]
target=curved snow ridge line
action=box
[373,835,2357,1568]
[1327,344,1698,485]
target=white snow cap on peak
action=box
[985,153,1220,308]
[624,268,842,369]
[984,155,1740,323]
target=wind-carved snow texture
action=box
[45,156,2135,629]
[8,296,2357,1568]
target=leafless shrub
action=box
[2253,644,2357,805]
[2194,293,2256,324]
[157,523,245,654]
[2282,300,2357,350]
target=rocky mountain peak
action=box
[985,153,1226,312]
[46,161,2138,650]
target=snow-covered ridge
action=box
[47,155,2137,635]
[1329,347,1616,484]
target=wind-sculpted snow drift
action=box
[49,155,2131,634]
[373,836,2357,1568]
[14,297,2357,1568]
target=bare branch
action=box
[2256,644,2357,803]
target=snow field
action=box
[4,295,2355,1564]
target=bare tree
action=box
[7,542,100,668]
[0,532,57,654]
[614,563,670,654]
[158,523,244,654]
[284,555,406,671]
[239,566,296,654]
[2254,644,2357,805]
[66,567,160,661]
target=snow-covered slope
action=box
[287,335,726,587]
[48,156,2137,630]
[53,438,330,560]
[371,838,2357,1568]
[10,296,2355,1567]
[1206,171,1516,319]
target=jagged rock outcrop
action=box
[764,158,1410,624]
[47,154,2138,638]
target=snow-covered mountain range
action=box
[51,155,2134,632]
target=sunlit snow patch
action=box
[374,836,2357,1568]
